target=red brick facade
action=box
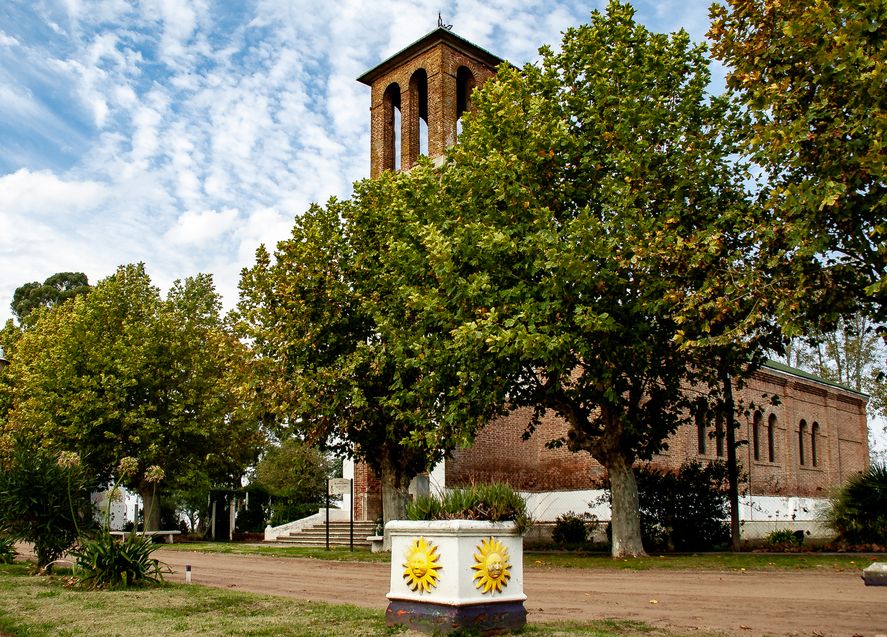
[447,363,869,499]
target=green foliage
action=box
[710,0,887,328]
[11,272,90,325]
[0,440,94,570]
[406,483,531,535]
[551,512,593,547]
[6,264,263,530]
[823,464,887,546]
[0,537,15,564]
[635,461,732,551]
[598,461,731,551]
[766,529,805,549]
[70,530,164,590]
[235,486,270,533]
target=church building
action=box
[329,27,870,540]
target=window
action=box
[408,69,428,167]
[798,419,807,466]
[767,414,777,462]
[382,83,401,171]
[811,422,820,467]
[696,409,707,455]
[752,411,762,461]
[715,414,725,458]
[455,66,476,140]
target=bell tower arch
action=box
[358,28,503,177]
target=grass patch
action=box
[161,542,389,562]
[162,542,881,572]
[0,564,709,637]
[525,551,882,572]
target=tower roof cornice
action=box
[357,28,505,86]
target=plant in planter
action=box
[385,484,530,635]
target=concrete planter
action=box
[385,520,526,635]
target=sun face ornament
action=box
[402,537,442,593]
[472,536,511,594]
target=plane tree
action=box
[380,1,752,557]
[5,264,261,530]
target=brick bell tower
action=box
[347,27,503,523]
[358,25,503,177]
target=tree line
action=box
[1,0,883,557]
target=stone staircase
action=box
[271,520,377,549]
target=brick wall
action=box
[446,366,869,498]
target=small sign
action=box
[328,478,351,496]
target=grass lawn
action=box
[0,563,700,637]
[165,541,881,572]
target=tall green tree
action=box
[5,264,262,530]
[236,198,441,536]
[12,272,91,326]
[709,0,886,330]
[382,2,748,557]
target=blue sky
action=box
[0,0,719,323]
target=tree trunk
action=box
[379,456,410,551]
[720,367,741,552]
[140,488,161,532]
[606,455,646,558]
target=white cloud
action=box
[0,168,108,216]
[165,208,239,246]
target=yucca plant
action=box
[71,457,166,589]
[0,536,15,564]
[822,463,887,546]
[70,530,164,590]
[406,483,531,534]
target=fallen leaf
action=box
[649,600,658,605]
[740,625,751,630]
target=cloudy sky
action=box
[0,0,721,323]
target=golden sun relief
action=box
[402,537,442,593]
[472,536,511,594]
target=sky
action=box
[0,0,718,324]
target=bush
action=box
[0,440,94,571]
[597,460,731,551]
[0,537,15,564]
[551,512,593,546]
[766,528,804,549]
[71,530,164,589]
[635,460,731,551]
[822,463,887,546]
[406,483,531,534]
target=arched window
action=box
[382,83,401,171]
[798,419,807,466]
[752,411,762,461]
[455,66,476,139]
[715,413,725,458]
[696,406,707,455]
[811,422,820,467]
[767,414,777,462]
[408,69,428,167]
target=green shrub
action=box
[0,536,15,564]
[71,530,164,590]
[406,483,532,534]
[822,463,887,546]
[551,512,593,546]
[766,528,804,548]
[0,440,94,571]
[597,460,731,551]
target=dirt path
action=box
[154,549,887,637]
